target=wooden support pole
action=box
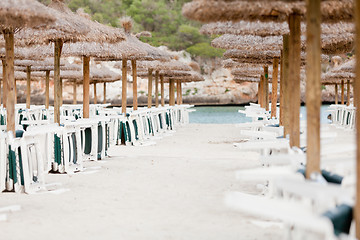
[60,77,63,106]
[73,81,77,104]
[335,83,338,104]
[341,80,345,104]
[122,59,127,114]
[2,60,6,107]
[288,13,301,148]
[54,39,63,124]
[347,80,351,106]
[280,51,284,125]
[282,34,290,136]
[264,66,269,111]
[179,81,183,104]
[258,81,262,106]
[45,70,50,109]
[131,60,137,110]
[160,75,165,106]
[4,30,15,133]
[305,0,321,179]
[147,69,153,108]
[354,0,360,237]
[169,79,175,106]
[261,75,265,108]
[176,80,181,105]
[14,80,17,104]
[155,70,159,107]
[26,66,31,109]
[103,82,106,104]
[271,58,279,118]
[93,83,97,104]
[83,56,90,118]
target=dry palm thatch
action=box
[0,0,55,29]
[164,71,205,83]
[224,49,329,65]
[321,71,354,84]
[0,44,54,60]
[212,33,354,55]
[136,60,192,71]
[182,0,353,23]
[119,17,171,61]
[13,1,125,46]
[200,21,354,37]
[159,70,192,77]
[233,76,261,83]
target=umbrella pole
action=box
[26,66,31,109]
[305,0,321,179]
[271,58,279,118]
[122,59,127,114]
[14,80,17,104]
[282,34,290,137]
[260,75,264,108]
[355,0,360,237]
[341,80,345,104]
[280,51,284,125]
[176,80,180,105]
[54,39,63,124]
[60,77,63,106]
[264,66,269,111]
[4,30,15,134]
[160,75,164,106]
[179,81,183,105]
[45,70,50,109]
[73,81,77,104]
[169,79,175,106]
[103,82,106,104]
[147,69,153,108]
[155,70,159,107]
[335,83,338,104]
[347,80,351,106]
[1,60,6,107]
[258,80,262,106]
[288,13,301,148]
[132,60,137,110]
[93,83,97,104]
[83,56,90,118]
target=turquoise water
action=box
[189,105,331,124]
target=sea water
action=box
[189,105,332,124]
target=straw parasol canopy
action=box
[182,0,353,23]
[200,21,354,37]
[13,1,125,47]
[164,71,205,83]
[0,0,55,30]
[212,33,354,55]
[224,49,329,65]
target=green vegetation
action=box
[37,0,222,59]
[225,88,230,93]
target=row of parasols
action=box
[0,0,204,136]
[181,0,360,237]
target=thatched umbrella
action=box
[15,59,80,108]
[55,64,121,105]
[0,0,56,133]
[212,33,354,55]
[13,1,125,122]
[182,0,353,23]
[200,21,354,37]
[95,17,170,112]
[163,71,205,105]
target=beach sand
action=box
[1,124,283,240]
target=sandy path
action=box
[1,124,283,240]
